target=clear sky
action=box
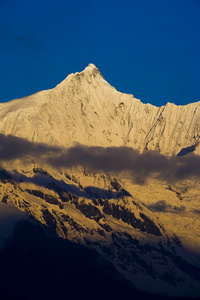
[0,0,199,106]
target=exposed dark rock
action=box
[44,194,64,209]
[2,195,8,203]
[59,191,72,202]
[97,229,105,236]
[26,189,44,198]
[103,201,162,236]
[123,232,140,246]
[58,220,68,237]
[17,200,28,210]
[42,209,57,230]
[99,222,112,232]
[60,212,70,222]
[139,213,162,236]
[102,201,113,215]
[26,189,63,209]
[59,212,88,234]
[0,169,16,185]
[22,199,31,208]
[110,179,121,191]
[48,181,65,194]
[98,198,104,206]
[65,173,72,180]
[75,202,103,222]
[49,182,79,203]
[91,198,98,205]
[33,167,48,176]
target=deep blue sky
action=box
[0,0,199,106]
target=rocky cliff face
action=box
[0,165,200,297]
[0,64,200,298]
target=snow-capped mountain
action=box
[0,64,200,299]
[0,63,200,155]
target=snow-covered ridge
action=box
[0,64,200,155]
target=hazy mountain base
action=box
[0,220,197,300]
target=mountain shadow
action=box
[177,144,198,156]
[11,169,131,200]
[0,219,197,300]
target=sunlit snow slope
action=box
[0,63,200,155]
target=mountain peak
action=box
[81,63,102,78]
[55,63,103,90]
[85,63,98,71]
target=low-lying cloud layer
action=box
[0,133,200,184]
